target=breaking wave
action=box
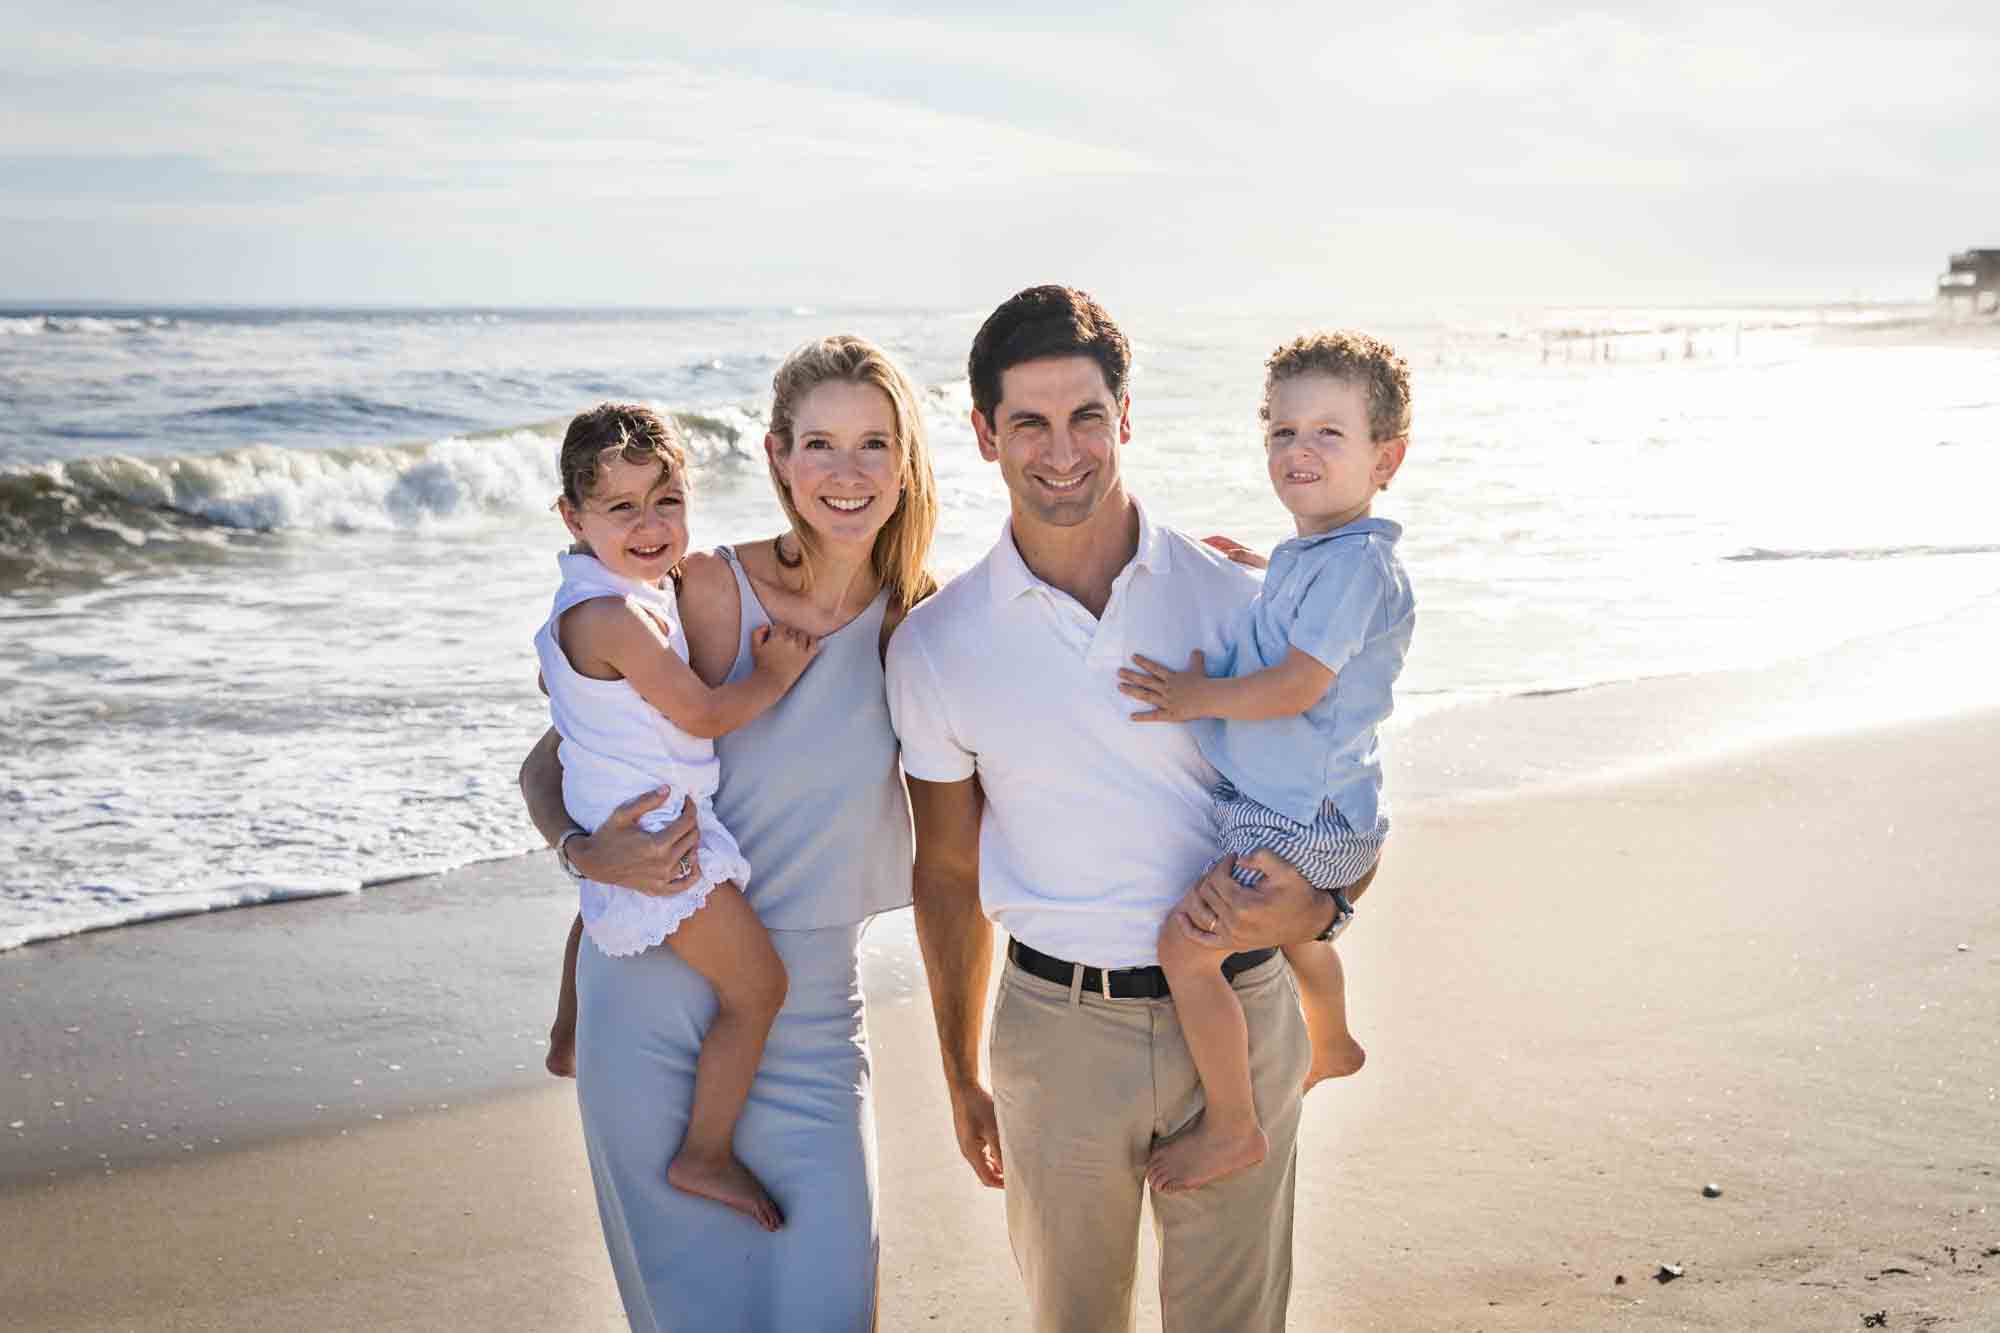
[0,408,762,592]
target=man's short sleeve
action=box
[1288,539,1392,674]
[885,619,977,783]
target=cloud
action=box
[2,0,1995,303]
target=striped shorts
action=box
[1214,777,1387,895]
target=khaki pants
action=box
[990,951,1311,1333]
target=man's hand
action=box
[949,1082,1005,1189]
[1174,851,1337,951]
[1118,651,1214,723]
[568,786,703,897]
[1202,534,1270,570]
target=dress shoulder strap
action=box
[717,546,771,683]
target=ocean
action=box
[4,303,1998,952]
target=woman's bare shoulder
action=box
[730,537,779,584]
[676,551,742,683]
[678,549,735,599]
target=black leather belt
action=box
[1008,938,1278,1000]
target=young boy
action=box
[1116,330,1415,1193]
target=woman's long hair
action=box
[766,336,938,609]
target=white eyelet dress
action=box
[572,547,913,1331]
[533,552,754,957]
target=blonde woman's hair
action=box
[767,336,938,610]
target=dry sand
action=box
[6,707,1998,1330]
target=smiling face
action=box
[1263,372,1407,536]
[559,453,689,585]
[972,355,1130,530]
[767,379,904,550]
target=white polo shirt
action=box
[886,501,1259,968]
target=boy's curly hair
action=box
[1262,332,1412,442]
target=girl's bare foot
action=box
[668,1150,785,1231]
[1304,1035,1366,1093]
[1146,1119,1268,1194]
[545,1019,576,1079]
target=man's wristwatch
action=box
[555,828,587,882]
[1314,887,1355,942]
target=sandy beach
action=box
[6,2,1998,1321]
[7,605,1999,1329]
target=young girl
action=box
[1117,330,1416,1193]
[535,403,818,1231]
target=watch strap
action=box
[555,828,587,882]
[1315,887,1355,942]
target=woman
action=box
[520,335,937,1330]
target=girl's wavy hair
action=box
[766,336,938,610]
[556,403,691,585]
[558,403,689,508]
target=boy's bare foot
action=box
[545,1020,576,1079]
[668,1151,785,1231]
[1146,1119,1268,1194]
[1304,1035,1366,1093]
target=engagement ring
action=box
[675,854,693,878]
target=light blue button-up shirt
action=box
[1195,516,1414,830]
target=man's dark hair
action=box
[967,285,1132,422]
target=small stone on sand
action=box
[1655,1263,1684,1283]
[1702,1183,1723,1198]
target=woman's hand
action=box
[1203,534,1269,570]
[568,787,704,897]
[1117,651,1214,723]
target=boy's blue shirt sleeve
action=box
[1287,538,1391,675]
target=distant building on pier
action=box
[1937,249,2000,313]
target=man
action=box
[885,285,1353,1331]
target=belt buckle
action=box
[1102,963,1161,1000]
[1100,963,1152,1000]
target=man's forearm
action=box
[912,869,993,1092]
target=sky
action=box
[4,1,1997,308]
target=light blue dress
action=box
[573,547,912,1331]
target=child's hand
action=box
[751,622,821,686]
[1202,534,1269,571]
[1118,651,1213,723]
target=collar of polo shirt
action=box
[989,499,1175,606]
[1277,515,1402,555]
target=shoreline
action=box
[8,543,2000,1327]
[8,700,2000,1328]
[12,578,2000,959]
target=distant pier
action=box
[1937,248,2000,314]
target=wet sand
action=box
[7,692,1998,1329]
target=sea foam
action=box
[0,409,761,590]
